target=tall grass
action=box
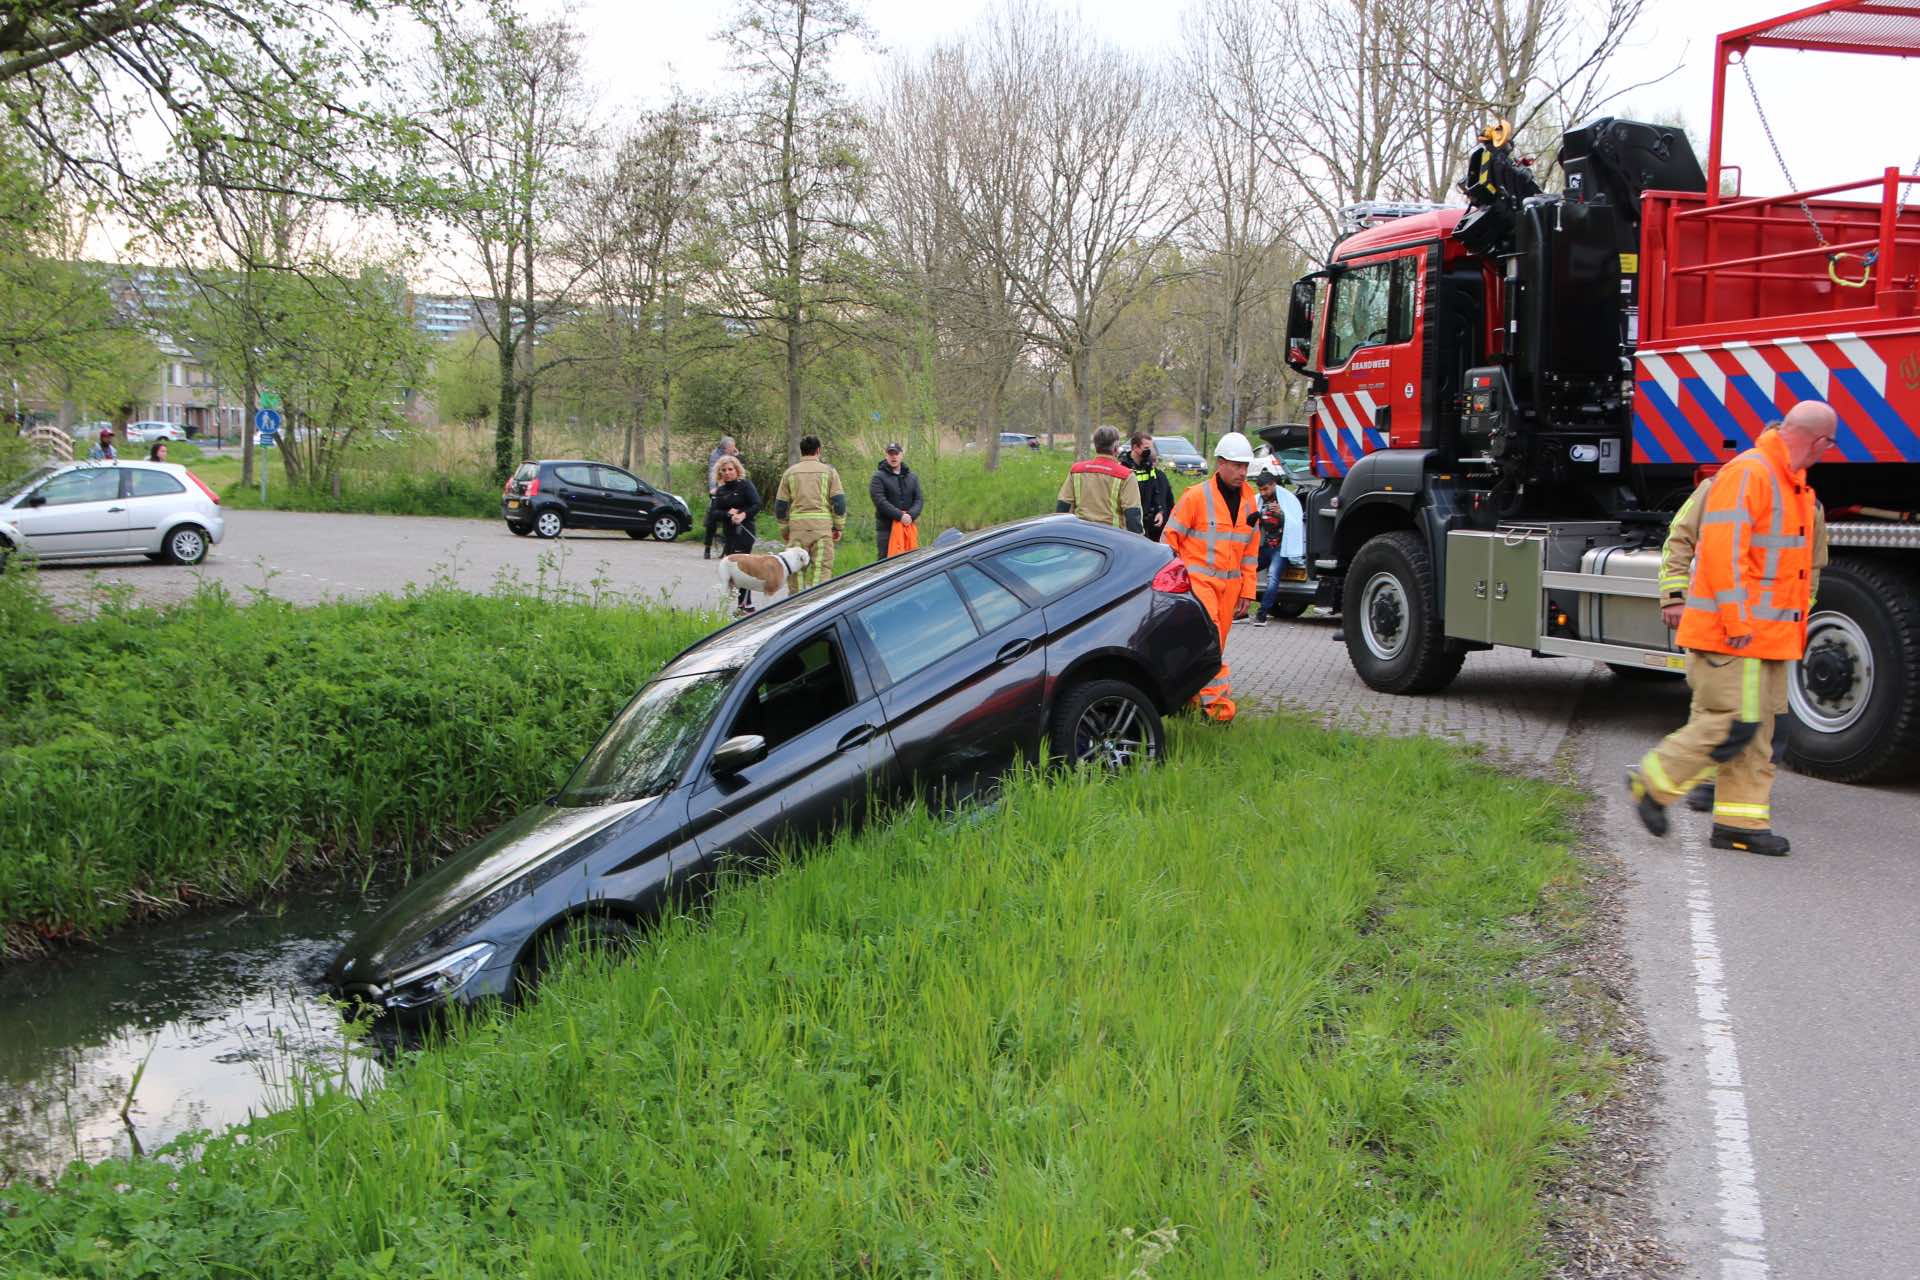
[0,564,713,956]
[0,720,1596,1277]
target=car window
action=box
[951,564,1027,632]
[1326,257,1416,367]
[986,542,1107,600]
[596,467,643,495]
[126,470,186,497]
[725,631,855,753]
[559,669,738,805]
[554,464,595,487]
[513,462,538,483]
[34,468,121,507]
[854,574,982,684]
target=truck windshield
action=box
[558,669,738,806]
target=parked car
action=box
[0,460,224,565]
[325,516,1221,1015]
[125,421,187,443]
[1152,435,1208,475]
[70,420,114,440]
[501,459,692,541]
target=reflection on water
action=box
[0,885,385,1186]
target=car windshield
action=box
[557,669,739,806]
[1155,437,1201,457]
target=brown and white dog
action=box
[719,545,810,610]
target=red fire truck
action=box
[1282,0,1920,782]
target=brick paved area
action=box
[1225,608,1598,774]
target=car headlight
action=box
[382,941,496,1009]
[670,494,688,511]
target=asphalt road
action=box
[31,508,1920,1277]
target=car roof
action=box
[656,515,1147,676]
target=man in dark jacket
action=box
[1125,432,1174,541]
[869,442,925,559]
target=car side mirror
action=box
[711,734,767,775]
[26,495,45,507]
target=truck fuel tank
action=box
[1576,544,1670,650]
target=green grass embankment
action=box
[0,719,1598,1278]
[0,566,713,956]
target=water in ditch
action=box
[0,882,389,1186]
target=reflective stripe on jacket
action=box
[1660,479,1712,606]
[1164,476,1259,599]
[1674,428,1818,660]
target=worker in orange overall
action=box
[1627,402,1835,856]
[1163,431,1260,721]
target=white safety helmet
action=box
[1213,431,1255,463]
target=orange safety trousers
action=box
[1164,477,1259,722]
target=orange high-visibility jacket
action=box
[1164,477,1259,600]
[1675,427,1818,661]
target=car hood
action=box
[328,796,655,981]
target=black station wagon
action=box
[502,459,692,541]
[326,516,1221,1014]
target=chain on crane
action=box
[1739,55,1920,288]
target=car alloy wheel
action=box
[165,526,208,565]
[1051,677,1164,772]
[534,510,564,539]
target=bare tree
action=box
[711,0,874,462]
[566,97,718,486]
[946,1,1189,456]
[420,5,596,481]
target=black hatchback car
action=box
[325,516,1220,1014]
[502,459,692,541]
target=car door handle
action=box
[996,638,1033,665]
[836,724,878,752]
[106,506,125,512]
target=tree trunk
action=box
[1069,346,1093,456]
[659,369,673,490]
[981,370,1005,473]
[241,364,259,487]
[493,313,518,483]
[785,320,803,461]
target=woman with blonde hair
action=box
[709,457,763,614]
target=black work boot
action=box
[1626,770,1669,838]
[1686,783,1715,813]
[1711,826,1790,856]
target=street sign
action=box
[254,408,281,447]
[259,391,282,411]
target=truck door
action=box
[1312,253,1422,479]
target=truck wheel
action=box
[1343,530,1466,694]
[1785,556,1920,783]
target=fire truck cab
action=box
[1284,0,1920,783]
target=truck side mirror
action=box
[1284,277,1319,373]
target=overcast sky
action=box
[547,0,1914,205]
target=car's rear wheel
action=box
[533,509,564,539]
[513,914,636,1002]
[1051,678,1164,771]
[508,522,533,536]
[650,512,683,542]
[164,524,209,565]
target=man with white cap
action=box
[1162,431,1260,721]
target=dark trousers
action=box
[876,519,893,562]
[703,506,725,555]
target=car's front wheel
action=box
[650,512,683,542]
[1051,677,1164,771]
[507,521,532,537]
[533,509,564,539]
[164,524,209,565]
[514,914,636,1002]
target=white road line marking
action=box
[1682,829,1771,1280]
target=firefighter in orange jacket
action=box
[1164,431,1259,721]
[1627,402,1836,856]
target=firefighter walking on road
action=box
[774,434,846,589]
[1164,431,1260,721]
[1628,402,1836,855]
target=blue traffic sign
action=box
[254,408,282,435]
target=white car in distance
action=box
[0,460,224,566]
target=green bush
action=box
[0,565,713,955]
[0,719,1596,1277]
[220,467,507,519]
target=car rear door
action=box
[679,620,890,892]
[849,563,1048,803]
[12,467,129,556]
[549,463,601,526]
[120,467,189,552]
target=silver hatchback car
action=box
[0,460,225,565]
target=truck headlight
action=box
[384,942,495,1009]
